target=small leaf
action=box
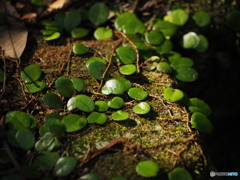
[53,156,77,177]
[87,60,107,80]
[168,9,189,26]
[191,112,213,133]
[43,118,65,136]
[94,27,113,40]
[116,46,136,64]
[67,97,77,111]
[40,29,56,36]
[168,167,192,180]
[43,32,61,41]
[71,28,88,38]
[5,111,31,130]
[128,87,148,101]
[95,101,109,112]
[227,10,240,32]
[153,19,177,37]
[35,132,58,152]
[119,64,136,75]
[101,79,125,95]
[73,43,89,55]
[80,172,100,180]
[187,98,212,117]
[62,114,87,132]
[75,94,95,112]
[113,77,132,91]
[194,35,208,52]
[133,102,150,114]
[88,2,109,25]
[15,129,35,150]
[123,18,146,34]
[115,12,137,30]
[155,39,172,54]
[136,161,160,178]
[55,76,74,98]
[181,32,200,49]
[112,110,129,121]
[21,64,41,83]
[42,93,63,109]
[157,62,173,73]
[34,152,60,170]
[193,11,210,27]
[64,9,81,32]
[163,87,184,102]
[170,57,194,70]
[86,57,107,68]
[71,78,85,92]
[87,112,107,124]
[145,30,164,45]
[24,81,46,93]
[166,51,181,62]
[175,67,198,82]
[108,97,124,109]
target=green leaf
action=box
[53,156,77,177]
[153,19,177,37]
[123,18,146,34]
[87,60,107,80]
[193,11,210,27]
[145,30,164,45]
[128,87,148,101]
[62,114,87,132]
[87,112,107,124]
[55,77,74,98]
[115,12,137,30]
[116,46,136,64]
[0,69,4,83]
[54,12,65,29]
[80,172,100,180]
[71,78,85,92]
[40,29,56,36]
[113,77,132,91]
[168,167,192,180]
[166,51,181,62]
[187,98,212,117]
[181,32,200,49]
[24,80,46,93]
[94,27,113,40]
[43,32,61,41]
[64,9,81,32]
[42,93,63,109]
[110,177,128,180]
[191,112,213,133]
[34,152,60,170]
[71,28,89,38]
[112,110,129,121]
[15,129,35,150]
[227,10,240,32]
[126,34,151,50]
[175,67,198,82]
[67,97,77,111]
[108,97,124,109]
[88,2,109,25]
[5,111,31,130]
[31,0,46,6]
[21,165,41,179]
[35,132,59,152]
[75,94,95,112]
[136,161,160,178]
[171,57,194,70]
[44,113,62,121]
[194,35,208,52]
[86,57,107,68]
[101,78,125,95]
[133,102,150,114]
[95,101,109,112]
[29,115,38,129]
[73,43,89,55]
[163,87,184,102]
[43,118,65,136]
[157,62,173,73]
[6,129,19,147]
[21,64,41,83]
[155,39,172,54]
[168,9,189,26]
[119,64,136,75]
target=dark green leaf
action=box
[155,39,172,54]
[187,98,212,117]
[175,67,198,82]
[55,76,74,98]
[136,161,160,178]
[168,167,192,180]
[194,35,208,52]
[88,3,109,25]
[87,60,107,80]
[73,43,89,55]
[15,129,35,150]
[44,113,62,121]
[62,114,87,132]
[227,10,240,32]
[75,94,95,112]
[87,112,107,124]
[80,172,100,180]
[126,34,151,50]
[171,57,194,70]
[191,112,213,133]
[43,118,65,136]
[42,93,63,109]
[53,156,77,177]
[64,9,81,32]
[34,152,60,170]
[21,64,41,83]
[116,46,136,64]
[6,129,19,147]
[5,111,31,130]
[86,57,107,68]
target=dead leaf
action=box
[47,0,69,12]
[21,13,37,20]
[0,1,28,58]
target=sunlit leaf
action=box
[21,64,41,83]
[128,87,148,100]
[94,27,113,40]
[62,114,87,132]
[94,101,109,112]
[25,80,46,93]
[181,32,200,49]
[168,9,189,26]
[133,102,150,114]
[108,96,124,109]
[115,12,137,30]
[136,161,160,178]
[123,18,145,34]
[43,32,61,41]
[157,62,173,73]
[101,78,125,95]
[145,30,164,45]
[71,78,85,92]
[112,110,129,121]
[119,64,136,75]
[75,94,95,112]
[153,19,177,37]
[163,87,184,102]
[87,112,107,124]
[73,43,89,55]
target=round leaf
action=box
[62,114,87,132]
[53,156,77,177]
[115,12,138,30]
[43,118,65,136]
[113,77,132,91]
[21,165,41,179]
[34,152,60,170]
[94,27,113,40]
[108,97,124,109]
[95,101,109,112]
[187,98,212,117]
[43,32,61,41]
[71,28,89,38]
[155,39,172,54]
[73,43,89,55]
[86,57,107,68]
[112,110,129,121]
[166,51,181,62]
[128,87,148,101]
[88,2,109,25]
[153,19,177,37]
[55,77,74,98]
[136,161,160,178]
[87,61,107,80]
[227,10,240,32]
[25,81,46,93]
[64,9,81,32]
[168,9,189,26]
[116,46,136,64]
[87,112,107,124]
[123,18,146,34]
[163,87,184,102]
[126,34,151,50]
[193,11,210,27]
[15,129,35,150]
[145,30,164,45]
[5,111,31,130]
[133,102,150,114]
[191,112,213,133]
[119,64,136,75]
[181,32,200,49]
[42,93,63,109]
[75,94,95,112]
[170,57,194,70]
[35,132,59,152]
[194,35,208,52]
[101,79,125,95]
[71,78,85,92]
[157,62,173,73]
[168,167,192,180]
[21,64,41,83]
[175,67,198,82]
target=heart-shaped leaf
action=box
[25,80,46,93]
[64,9,81,32]
[136,161,160,178]
[5,111,31,130]
[168,9,189,26]
[15,129,35,150]
[21,64,41,83]
[119,64,136,75]
[112,110,129,121]
[115,12,138,30]
[88,2,109,25]
[87,60,107,80]
[62,114,87,132]
[101,78,125,95]
[163,87,184,102]
[187,98,212,117]
[175,67,198,82]
[157,62,173,73]
[155,39,172,54]
[168,167,192,180]
[128,87,148,101]
[95,101,109,112]
[42,93,63,109]
[34,152,60,170]
[73,43,89,55]
[123,18,146,34]
[94,27,113,40]
[133,102,150,114]
[153,19,177,37]
[71,78,85,92]
[53,156,77,177]
[145,30,164,45]
[170,57,194,70]
[191,112,213,133]
[108,97,124,109]
[113,77,132,91]
[35,132,59,152]
[116,46,136,64]
[75,94,95,112]
[71,28,89,38]
[87,112,107,124]
[193,11,210,27]
[42,118,65,136]
[55,77,74,98]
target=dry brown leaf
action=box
[47,0,69,12]
[21,13,37,20]
[0,1,28,58]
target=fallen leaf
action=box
[0,1,28,58]
[47,0,69,12]
[21,13,37,20]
